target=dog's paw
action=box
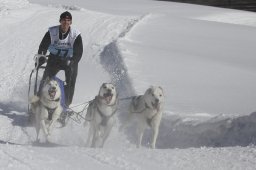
[29,95,39,103]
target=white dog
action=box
[121,86,164,149]
[30,77,63,142]
[84,83,118,148]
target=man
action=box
[37,11,83,107]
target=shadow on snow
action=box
[0,102,29,127]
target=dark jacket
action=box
[38,27,83,64]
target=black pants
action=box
[39,56,78,106]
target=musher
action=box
[36,11,83,108]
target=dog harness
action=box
[40,98,60,121]
[131,96,159,127]
[48,25,80,58]
[87,96,118,126]
[96,104,117,126]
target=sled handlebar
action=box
[33,54,48,71]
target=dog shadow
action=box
[31,141,66,147]
[0,140,65,148]
[0,102,30,127]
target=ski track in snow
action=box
[0,1,256,156]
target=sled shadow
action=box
[0,102,29,127]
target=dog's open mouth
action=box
[103,93,113,104]
[48,89,56,99]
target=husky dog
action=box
[84,83,118,148]
[30,77,63,142]
[122,86,164,149]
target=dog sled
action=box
[28,54,88,127]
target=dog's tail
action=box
[29,95,40,104]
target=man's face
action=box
[60,18,72,32]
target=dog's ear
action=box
[98,83,106,96]
[158,86,164,93]
[102,83,107,88]
[145,87,153,95]
[110,82,115,86]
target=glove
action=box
[34,54,46,67]
[38,56,46,66]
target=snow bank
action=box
[158,112,256,148]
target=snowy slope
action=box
[0,0,256,169]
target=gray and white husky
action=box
[121,86,164,149]
[29,77,63,142]
[84,83,118,148]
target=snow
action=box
[0,0,256,169]
[1,145,256,170]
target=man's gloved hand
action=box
[38,56,46,66]
[34,54,46,67]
